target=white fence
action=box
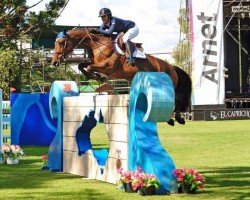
[0,89,11,146]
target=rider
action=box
[93,8,139,65]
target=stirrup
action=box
[126,56,135,66]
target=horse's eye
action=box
[58,41,65,45]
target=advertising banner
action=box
[189,0,225,105]
[205,109,250,121]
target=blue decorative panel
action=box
[10,93,57,146]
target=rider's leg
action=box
[123,25,139,65]
[124,40,135,65]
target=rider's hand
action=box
[90,28,100,34]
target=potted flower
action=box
[132,167,160,196]
[117,168,135,193]
[0,144,25,164]
[173,167,205,194]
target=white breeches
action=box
[123,25,139,43]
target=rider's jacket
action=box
[99,17,135,36]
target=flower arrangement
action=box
[132,167,160,191]
[117,167,160,195]
[117,168,134,184]
[173,167,205,193]
[0,144,25,159]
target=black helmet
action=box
[98,8,112,17]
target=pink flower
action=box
[173,167,205,191]
[1,144,25,159]
[117,168,135,184]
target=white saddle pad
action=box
[114,38,146,59]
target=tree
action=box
[171,8,191,74]
[0,49,19,99]
[0,0,68,46]
[0,0,69,99]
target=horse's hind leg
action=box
[173,95,186,125]
[167,118,175,126]
[175,111,185,125]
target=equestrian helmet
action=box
[99,8,112,17]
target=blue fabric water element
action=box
[129,72,176,194]
[75,110,109,172]
[76,110,97,156]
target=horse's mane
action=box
[67,27,89,33]
[67,27,111,39]
[67,27,100,33]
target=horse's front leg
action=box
[78,62,93,79]
[78,61,108,82]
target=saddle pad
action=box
[114,38,146,59]
[133,50,146,59]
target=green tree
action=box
[0,49,19,99]
[171,8,191,74]
[0,0,69,99]
[0,0,68,46]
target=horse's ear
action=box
[63,28,67,35]
[53,31,59,34]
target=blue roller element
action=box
[129,72,176,194]
[48,81,79,172]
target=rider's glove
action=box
[90,28,100,34]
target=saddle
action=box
[114,33,146,59]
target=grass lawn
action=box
[0,120,250,200]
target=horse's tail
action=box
[174,66,192,112]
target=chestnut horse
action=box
[52,28,192,125]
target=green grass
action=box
[0,120,250,200]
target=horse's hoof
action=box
[167,119,175,126]
[100,76,107,82]
[176,117,185,125]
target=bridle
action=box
[54,32,88,60]
[54,28,116,62]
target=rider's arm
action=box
[99,18,116,36]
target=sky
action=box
[27,0,185,59]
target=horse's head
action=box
[52,28,100,66]
[52,28,114,67]
[52,29,75,66]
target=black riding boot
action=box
[125,41,135,66]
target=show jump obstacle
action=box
[0,89,10,146]
[47,72,176,194]
[0,89,2,146]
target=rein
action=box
[56,28,117,62]
[61,33,88,59]
[85,28,113,58]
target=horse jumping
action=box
[52,28,192,125]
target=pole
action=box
[238,16,242,93]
